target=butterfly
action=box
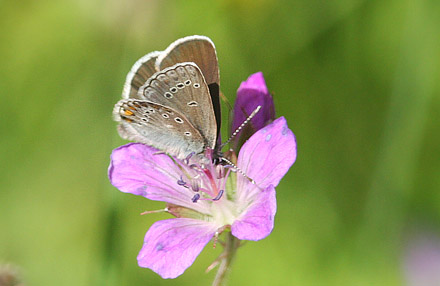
[113,36,221,159]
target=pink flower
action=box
[108,72,297,278]
[109,117,296,278]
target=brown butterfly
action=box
[113,36,221,159]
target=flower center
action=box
[176,150,231,203]
[171,149,242,226]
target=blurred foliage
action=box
[0,0,439,285]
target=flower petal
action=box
[231,185,276,241]
[236,117,296,201]
[239,71,269,93]
[137,218,218,278]
[232,72,275,146]
[108,143,211,214]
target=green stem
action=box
[212,233,240,286]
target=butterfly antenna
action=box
[219,105,261,150]
[220,157,256,184]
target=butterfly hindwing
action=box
[138,62,217,150]
[114,99,206,158]
[123,51,161,99]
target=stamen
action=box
[189,164,201,172]
[191,179,200,192]
[215,164,226,179]
[197,188,223,201]
[191,193,200,203]
[177,176,187,187]
[212,190,224,201]
[184,152,195,164]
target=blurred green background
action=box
[1,0,439,285]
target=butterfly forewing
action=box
[138,62,217,150]
[114,99,206,158]
[123,51,161,99]
[156,36,219,88]
[156,36,221,134]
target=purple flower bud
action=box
[231,72,275,148]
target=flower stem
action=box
[212,233,240,286]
